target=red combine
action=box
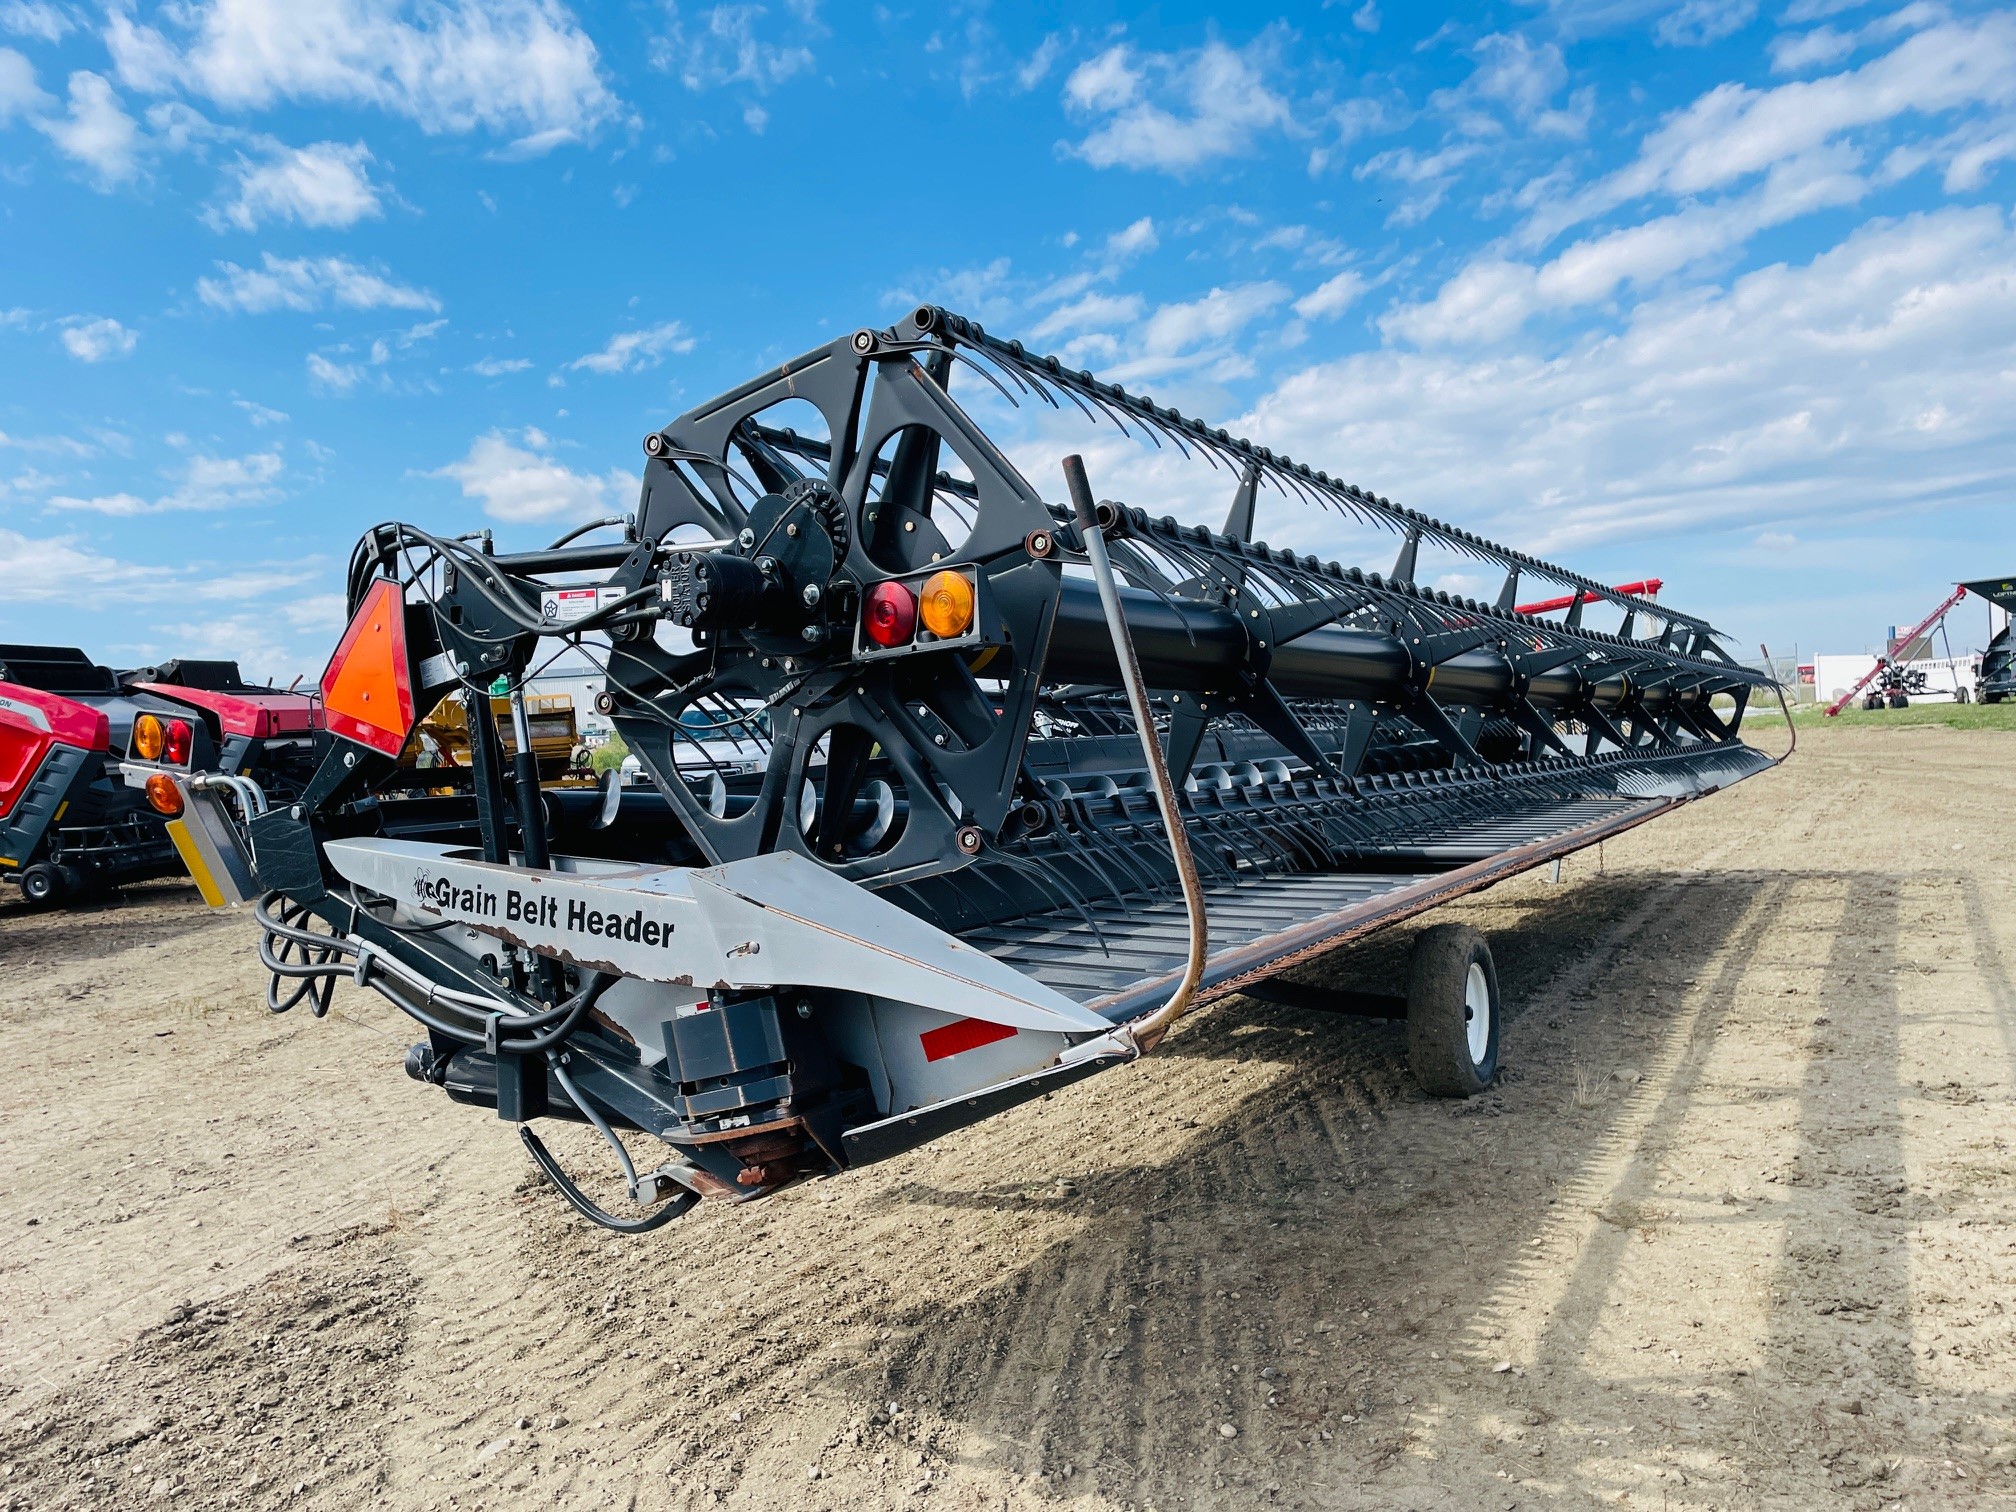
[0,646,319,909]
[117,658,321,802]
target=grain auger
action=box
[170,306,1784,1231]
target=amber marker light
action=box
[918,570,975,639]
[144,772,183,816]
[133,713,164,760]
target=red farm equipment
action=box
[1824,587,1971,716]
[0,646,319,909]
[1514,579,1663,617]
[117,658,322,803]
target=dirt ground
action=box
[2,724,2012,1511]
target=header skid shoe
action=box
[210,307,1783,1233]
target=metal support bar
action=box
[1240,977,1407,1020]
[1064,454,1207,1053]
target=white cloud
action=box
[1142,282,1290,353]
[1354,141,1482,227]
[0,46,50,123]
[233,398,288,425]
[0,426,92,456]
[0,528,176,599]
[1527,15,2016,247]
[1432,33,1589,139]
[1770,4,1944,73]
[49,448,284,515]
[1105,216,1159,260]
[1380,259,1538,347]
[564,320,695,375]
[307,352,364,392]
[471,355,534,376]
[106,0,617,151]
[1028,291,1144,343]
[433,428,636,521]
[59,315,138,362]
[1015,33,1063,92]
[1653,0,1755,47]
[187,567,322,602]
[196,253,439,314]
[1526,0,1762,44]
[1389,144,1869,344]
[1243,207,2016,553]
[1063,34,1293,174]
[0,2,70,43]
[38,70,139,185]
[1295,270,1367,321]
[209,140,381,232]
[655,3,818,92]
[1769,25,1860,73]
[1352,3,1380,35]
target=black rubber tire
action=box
[19,863,65,907]
[1406,923,1500,1098]
[1954,688,1971,704]
[1888,693,1909,709]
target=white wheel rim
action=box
[1464,961,1491,1064]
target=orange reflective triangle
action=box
[321,578,416,758]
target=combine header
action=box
[173,309,1782,1231]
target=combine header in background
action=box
[0,647,318,908]
[172,308,1783,1233]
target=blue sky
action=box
[2,0,2013,683]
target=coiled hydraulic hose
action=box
[255,890,612,1055]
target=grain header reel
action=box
[178,308,1782,1231]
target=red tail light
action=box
[864,581,917,648]
[163,718,192,765]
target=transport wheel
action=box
[1406,923,1500,1098]
[1888,693,1909,709]
[1955,688,1971,703]
[19,863,66,908]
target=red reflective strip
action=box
[919,1017,1017,1062]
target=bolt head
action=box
[738,527,757,550]
[801,583,823,607]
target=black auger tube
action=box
[1043,578,1676,714]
